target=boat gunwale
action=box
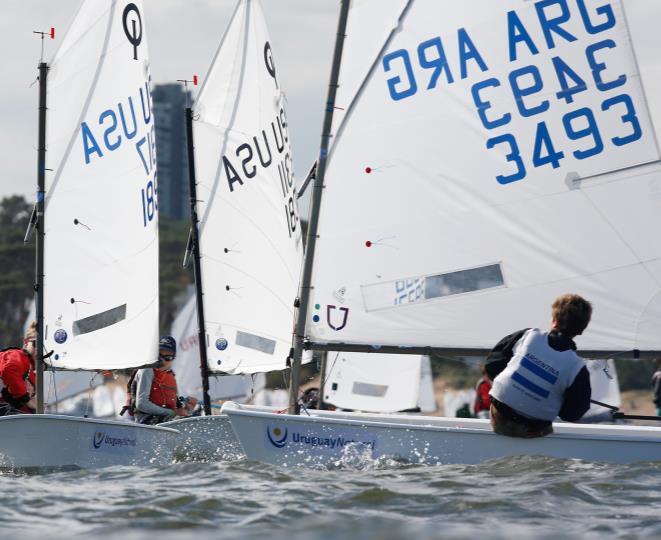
[0,414,180,434]
[223,403,661,444]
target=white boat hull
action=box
[161,415,243,461]
[0,415,179,471]
[222,402,661,467]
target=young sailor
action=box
[486,294,592,438]
[473,365,492,419]
[132,336,197,425]
[0,322,37,415]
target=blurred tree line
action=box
[614,358,658,391]
[0,195,192,346]
[0,196,33,345]
[159,217,193,330]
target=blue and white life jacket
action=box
[490,329,585,421]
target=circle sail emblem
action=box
[54,329,68,344]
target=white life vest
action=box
[490,329,585,421]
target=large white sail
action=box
[307,0,661,353]
[170,294,264,401]
[323,352,436,413]
[193,0,303,374]
[43,0,159,369]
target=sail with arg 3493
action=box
[382,0,655,186]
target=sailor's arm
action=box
[485,329,528,380]
[134,369,175,417]
[558,366,591,422]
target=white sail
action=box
[585,359,621,419]
[323,352,426,413]
[43,0,159,369]
[170,293,264,401]
[417,356,437,412]
[306,0,661,353]
[23,298,103,405]
[193,0,303,374]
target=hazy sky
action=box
[1,0,661,207]
[0,0,338,203]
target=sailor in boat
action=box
[0,322,37,416]
[486,294,592,438]
[652,359,661,417]
[300,387,336,411]
[473,365,492,420]
[131,336,198,425]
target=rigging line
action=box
[321,351,340,393]
[202,254,296,314]
[612,412,661,422]
[193,0,243,104]
[326,0,415,165]
[48,1,107,67]
[601,349,641,361]
[577,186,661,289]
[70,228,158,272]
[590,398,618,411]
[45,1,117,206]
[48,38,139,95]
[84,371,100,418]
[574,184,661,347]
[602,362,614,380]
[198,2,252,232]
[45,364,54,408]
[620,2,661,159]
[297,161,317,199]
[52,368,59,413]
[472,257,661,301]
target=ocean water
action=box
[2,455,660,539]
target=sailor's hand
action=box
[185,396,198,410]
[25,398,37,411]
[174,407,189,417]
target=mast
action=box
[288,0,351,414]
[35,61,48,414]
[184,105,212,416]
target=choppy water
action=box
[2,456,660,539]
